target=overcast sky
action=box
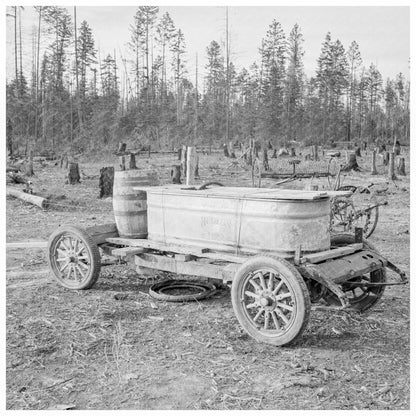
[5,5,410,83]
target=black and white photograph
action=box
[4,1,412,411]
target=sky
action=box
[4,5,411,84]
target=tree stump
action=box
[117,142,127,154]
[388,152,397,180]
[181,145,187,178]
[25,150,34,176]
[342,152,360,171]
[7,117,13,157]
[119,156,126,171]
[313,144,319,161]
[370,149,378,175]
[195,155,199,178]
[397,157,406,176]
[67,162,81,184]
[223,143,229,157]
[383,151,390,166]
[171,165,181,184]
[128,154,137,170]
[262,147,270,171]
[99,166,114,198]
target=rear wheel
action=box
[231,256,310,346]
[325,234,386,311]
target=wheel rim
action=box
[51,233,92,286]
[240,268,296,336]
[340,272,385,306]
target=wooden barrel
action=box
[112,170,158,238]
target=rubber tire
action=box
[149,279,216,302]
[48,225,101,290]
[328,233,386,312]
[198,181,224,190]
[231,255,311,346]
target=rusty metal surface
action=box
[144,186,332,257]
[303,249,387,284]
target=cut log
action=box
[67,162,81,184]
[388,152,397,180]
[99,166,115,198]
[397,157,406,176]
[6,187,49,209]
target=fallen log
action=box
[6,187,49,209]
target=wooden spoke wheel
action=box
[325,234,386,312]
[231,256,310,346]
[48,225,101,290]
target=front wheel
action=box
[48,225,101,289]
[231,256,310,346]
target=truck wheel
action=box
[231,255,310,346]
[326,233,386,311]
[48,225,101,290]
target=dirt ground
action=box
[6,149,410,410]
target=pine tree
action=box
[285,23,305,142]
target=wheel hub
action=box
[259,290,276,310]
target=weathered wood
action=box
[67,162,81,184]
[111,247,148,258]
[7,241,48,249]
[371,149,378,175]
[6,187,49,209]
[106,237,247,264]
[388,152,397,180]
[134,252,240,281]
[300,243,363,264]
[397,157,406,176]
[186,146,197,185]
[99,166,114,198]
[86,223,119,245]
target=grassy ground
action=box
[6,149,410,410]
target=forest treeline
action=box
[6,6,410,156]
